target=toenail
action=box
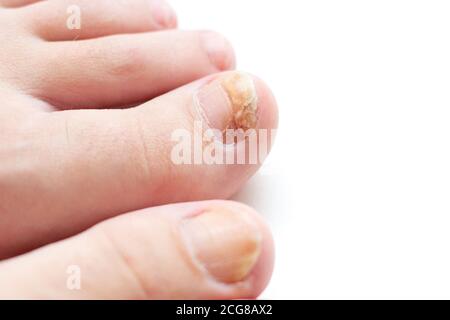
[149,0,177,29]
[181,207,262,284]
[195,72,259,132]
[200,31,236,71]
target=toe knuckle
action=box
[92,223,150,299]
[107,44,146,78]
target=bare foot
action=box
[0,0,278,299]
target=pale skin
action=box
[0,0,279,299]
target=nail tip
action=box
[221,72,259,130]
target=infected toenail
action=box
[222,72,259,131]
[196,72,259,133]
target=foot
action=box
[0,0,278,299]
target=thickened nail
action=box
[195,72,259,133]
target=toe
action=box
[0,0,43,8]
[28,31,235,109]
[21,0,177,41]
[0,201,274,299]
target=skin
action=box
[0,0,278,299]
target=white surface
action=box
[171,0,450,299]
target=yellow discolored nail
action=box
[195,72,259,133]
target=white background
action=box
[171,0,450,299]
